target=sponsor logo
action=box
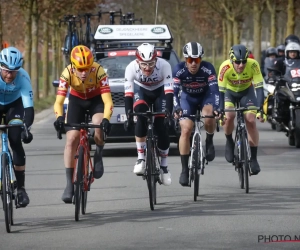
[251,62,260,74]
[59,80,67,88]
[109,52,117,56]
[201,66,212,75]
[151,27,166,34]
[97,73,107,81]
[290,69,300,78]
[219,65,230,81]
[176,68,185,77]
[208,74,216,81]
[101,77,109,86]
[173,78,180,84]
[87,86,96,92]
[184,82,207,89]
[229,78,252,85]
[98,27,113,34]
[125,85,131,90]
[29,91,33,98]
[166,75,171,79]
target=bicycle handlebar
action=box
[128,111,167,118]
[223,107,260,112]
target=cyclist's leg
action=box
[89,96,105,179]
[154,88,171,186]
[178,92,196,186]
[5,98,30,207]
[62,95,83,203]
[223,90,237,163]
[241,86,261,175]
[201,92,217,161]
[132,86,149,174]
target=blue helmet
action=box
[0,47,23,70]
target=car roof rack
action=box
[94,24,173,50]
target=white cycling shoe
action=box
[160,168,172,186]
[133,159,145,175]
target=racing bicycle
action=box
[0,118,29,233]
[57,113,106,221]
[224,103,260,193]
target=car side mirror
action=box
[52,80,59,87]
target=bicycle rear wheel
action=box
[242,133,250,193]
[74,146,84,221]
[146,139,156,211]
[2,153,13,233]
[193,133,201,201]
[235,134,244,189]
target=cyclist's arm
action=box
[19,69,34,127]
[251,60,265,108]
[124,63,135,115]
[162,62,174,113]
[207,63,220,110]
[172,64,182,109]
[98,69,113,120]
[54,68,70,118]
[218,62,230,110]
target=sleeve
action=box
[172,64,181,109]
[53,68,70,118]
[124,63,135,115]
[251,60,264,89]
[207,64,220,110]
[218,62,230,111]
[97,67,113,120]
[20,70,34,108]
[162,62,174,112]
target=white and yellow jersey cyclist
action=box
[53,45,113,204]
[218,44,265,176]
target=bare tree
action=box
[286,0,295,36]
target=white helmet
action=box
[183,42,204,58]
[285,42,300,59]
[136,43,157,62]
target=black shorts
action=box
[66,94,104,131]
[0,97,24,123]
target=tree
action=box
[253,0,266,60]
[286,0,295,36]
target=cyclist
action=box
[54,45,113,203]
[124,43,173,186]
[276,44,285,58]
[173,42,220,186]
[0,47,34,207]
[218,44,265,175]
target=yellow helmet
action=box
[70,45,94,69]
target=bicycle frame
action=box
[0,132,14,185]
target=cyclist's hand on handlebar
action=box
[124,109,134,132]
[54,116,65,132]
[173,107,183,119]
[21,130,33,144]
[256,110,266,123]
[213,108,223,119]
[100,118,111,134]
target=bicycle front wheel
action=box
[146,139,156,211]
[242,133,250,193]
[2,153,13,233]
[81,158,90,215]
[74,146,84,221]
[235,134,244,189]
[193,133,201,201]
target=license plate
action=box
[117,114,137,122]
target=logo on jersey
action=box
[184,82,206,89]
[290,69,300,78]
[59,80,67,88]
[151,27,166,34]
[208,75,216,81]
[229,78,252,85]
[219,65,230,81]
[29,91,33,98]
[201,66,212,75]
[98,27,113,34]
[251,62,260,74]
[173,78,180,84]
[101,77,109,86]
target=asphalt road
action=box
[1,109,300,250]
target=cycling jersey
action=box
[218,58,264,93]
[0,68,33,108]
[54,62,113,120]
[172,61,220,109]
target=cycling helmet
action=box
[285,34,300,46]
[70,45,94,69]
[285,42,300,59]
[276,44,285,53]
[0,47,23,70]
[229,44,249,61]
[266,47,277,57]
[183,42,204,58]
[135,43,157,62]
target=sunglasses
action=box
[186,57,201,64]
[0,65,20,73]
[234,60,247,65]
[76,67,90,73]
[139,61,156,69]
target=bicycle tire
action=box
[2,153,12,233]
[74,146,84,221]
[146,139,155,211]
[236,133,244,189]
[193,133,201,201]
[242,133,250,193]
[81,159,89,215]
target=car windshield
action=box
[98,50,179,79]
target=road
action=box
[1,109,300,250]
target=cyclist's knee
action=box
[65,131,80,148]
[94,130,104,145]
[245,113,256,124]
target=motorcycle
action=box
[265,59,300,147]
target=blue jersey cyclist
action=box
[0,47,34,207]
[173,42,220,186]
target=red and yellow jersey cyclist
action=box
[218,44,265,176]
[53,45,113,204]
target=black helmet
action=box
[266,47,277,57]
[285,34,300,46]
[229,44,249,61]
[276,44,285,53]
